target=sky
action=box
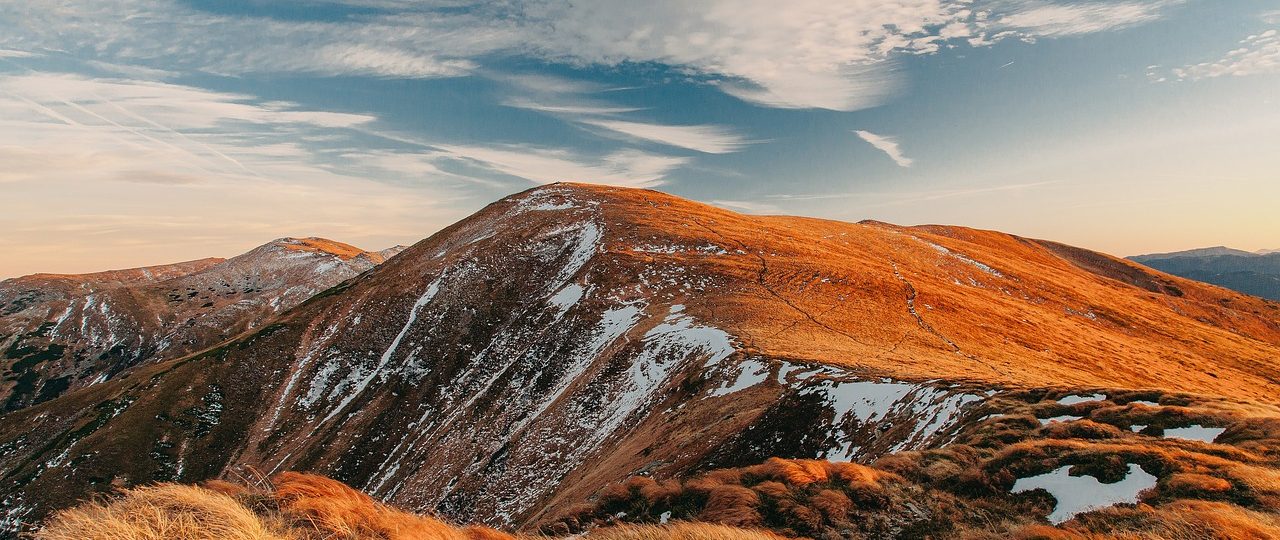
[0,0,1278,278]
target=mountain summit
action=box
[1,184,1278,535]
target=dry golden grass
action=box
[281,237,374,261]
[35,473,513,540]
[1005,500,1280,540]
[560,183,1280,400]
[272,472,513,540]
[35,484,291,540]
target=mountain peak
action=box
[262,237,374,260]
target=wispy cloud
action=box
[710,200,783,214]
[771,180,1060,206]
[497,71,752,155]
[988,1,1179,38]
[433,144,687,187]
[0,49,36,59]
[579,119,750,154]
[0,73,365,183]
[1158,29,1280,81]
[853,130,913,168]
[503,97,641,116]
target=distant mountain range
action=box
[1129,246,1280,300]
[2,184,1278,538]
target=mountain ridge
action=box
[1,183,1277,536]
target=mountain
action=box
[1130,248,1280,301]
[1,184,1278,536]
[1258,248,1280,255]
[0,238,392,411]
[1130,246,1259,260]
[379,245,410,260]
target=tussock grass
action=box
[35,473,512,540]
[35,484,291,540]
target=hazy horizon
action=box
[2,1,1278,278]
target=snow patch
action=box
[547,283,586,319]
[1163,425,1225,443]
[1013,463,1156,524]
[709,358,769,397]
[632,243,728,255]
[1057,394,1105,405]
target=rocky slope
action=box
[0,238,391,411]
[1,184,1278,536]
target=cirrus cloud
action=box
[854,130,914,168]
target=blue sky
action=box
[1,0,1278,277]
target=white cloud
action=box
[1164,30,1280,80]
[0,49,36,58]
[854,130,914,168]
[1261,10,1280,25]
[434,143,686,187]
[503,97,642,115]
[989,1,1177,38]
[503,73,613,95]
[578,118,749,154]
[0,0,1181,112]
[305,44,476,78]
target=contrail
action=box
[99,96,261,177]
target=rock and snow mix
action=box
[712,357,987,460]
